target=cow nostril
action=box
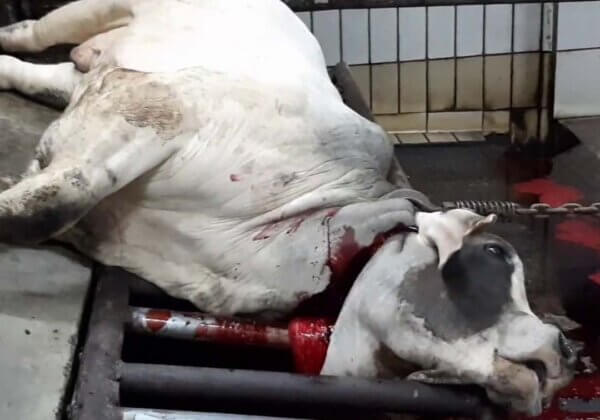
[525,360,548,386]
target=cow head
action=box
[322,209,576,416]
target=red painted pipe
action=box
[129,307,331,374]
[129,307,600,416]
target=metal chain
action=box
[442,200,600,219]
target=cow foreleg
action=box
[0,166,104,244]
[0,56,81,106]
[0,0,133,53]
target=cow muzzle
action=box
[488,329,577,415]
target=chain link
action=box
[442,201,600,219]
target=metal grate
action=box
[66,266,487,420]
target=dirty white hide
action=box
[0,0,575,415]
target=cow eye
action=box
[484,244,506,259]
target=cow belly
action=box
[60,197,333,315]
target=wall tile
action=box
[372,63,399,114]
[512,53,540,108]
[295,12,311,30]
[456,56,483,110]
[428,59,455,112]
[350,65,371,109]
[484,55,511,110]
[542,3,555,52]
[396,132,428,144]
[485,4,512,54]
[376,113,426,132]
[555,49,600,118]
[557,1,600,50]
[426,132,457,143]
[370,8,397,63]
[483,111,510,133]
[400,61,426,113]
[457,5,483,57]
[428,112,482,132]
[428,6,455,59]
[342,10,369,65]
[399,8,426,61]
[455,131,485,142]
[313,10,340,66]
[514,3,541,53]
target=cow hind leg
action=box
[0,56,81,107]
[0,0,133,53]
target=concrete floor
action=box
[0,93,92,420]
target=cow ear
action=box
[407,369,473,385]
[465,213,497,235]
[415,210,497,268]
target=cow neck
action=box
[291,223,416,322]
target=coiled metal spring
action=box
[443,200,519,218]
[442,200,600,220]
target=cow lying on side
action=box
[0,0,575,415]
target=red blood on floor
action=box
[589,272,600,287]
[512,178,583,207]
[555,220,600,254]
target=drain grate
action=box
[66,266,487,420]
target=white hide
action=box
[0,0,398,314]
[0,1,574,415]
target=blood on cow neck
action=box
[292,223,414,320]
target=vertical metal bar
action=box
[69,267,130,420]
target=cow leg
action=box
[0,0,133,53]
[0,55,81,106]
[0,69,182,244]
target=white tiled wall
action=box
[555,50,600,118]
[485,5,512,54]
[295,3,549,140]
[398,8,426,61]
[370,8,397,63]
[341,10,368,65]
[514,3,541,52]
[557,1,600,50]
[554,0,600,118]
[428,6,455,59]
[457,5,483,57]
[312,10,340,66]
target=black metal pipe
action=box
[120,363,486,417]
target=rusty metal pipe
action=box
[128,307,291,349]
[120,363,486,417]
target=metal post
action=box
[69,267,130,420]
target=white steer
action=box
[0,0,575,415]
